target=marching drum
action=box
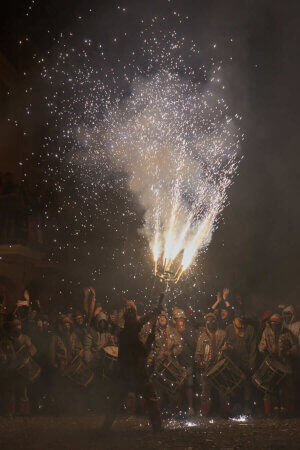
[15,344,41,382]
[152,355,188,394]
[205,356,245,395]
[102,345,118,379]
[63,354,94,387]
[252,356,292,393]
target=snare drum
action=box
[102,346,118,379]
[205,356,245,395]
[252,355,292,393]
[152,355,188,394]
[63,354,94,387]
[15,345,41,382]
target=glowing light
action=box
[230,415,248,422]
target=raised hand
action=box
[223,288,230,300]
[83,287,90,297]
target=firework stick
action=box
[175,268,184,283]
[174,264,183,278]
[166,258,173,270]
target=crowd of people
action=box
[0,286,299,429]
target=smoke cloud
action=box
[87,67,242,274]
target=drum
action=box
[205,356,245,395]
[63,354,94,387]
[15,345,41,382]
[152,355,188,394]
[252,356,292,393]
[102,346,118,379]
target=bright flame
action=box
[167,218,191,267]
[152,230,161,275]
[182,215,213,271]
[163,208,177,267]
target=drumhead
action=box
[104,346,118,358]
[266,356,292,375]
[206,358,226,376]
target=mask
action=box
[11,328,21,337]
[233,318,245,337]
[159,316,167,328]
[283,313,292,325]
[98,319,107,333]
[124,308,137,327]
[220,309,228,320]
[207,320,217,333]
[62,327,71,336]
[271,322,281,334]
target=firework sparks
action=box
[40,17,243,286]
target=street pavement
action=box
[0,415,299,449]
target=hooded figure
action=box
[173,308,197,416]
[282,306,300,347]
[73,311,86,345]
[49,315,82,371]
[195,313,229,416]
[195,313,227,370]
[226,309,257,372]
[258,313,297,417]
[83,311,112,368]
[149,310,182,363]
[102,299,162,432]
[259,314,297,361]
[225,310,256,414]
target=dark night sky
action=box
[1,1,299,311]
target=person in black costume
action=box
[102,298,163,432]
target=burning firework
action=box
[99,69,241,283]
[41,17,243,284]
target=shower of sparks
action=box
[38,14,243,286]
[229,415,249,422]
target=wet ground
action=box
[0,415,299,449]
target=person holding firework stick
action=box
[102,294,164,432]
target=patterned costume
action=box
[150,324,182,361]
[259,314,296,416]
[50,332,83,371]
[83,327,112,368]
[282,306,300,348]
[226,317,257,413]
[195,317,228,416]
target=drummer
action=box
[0,314,37,416]
[226,309,257,415]
[195,312,229,417]
[49,315,83,413]
[258,313,297,417]
[148,310,182,371]
[83,311,114,370]
[73,311,87,346]
[173,308,197,416]
[147,310,182,411]
[50,315,83,371]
